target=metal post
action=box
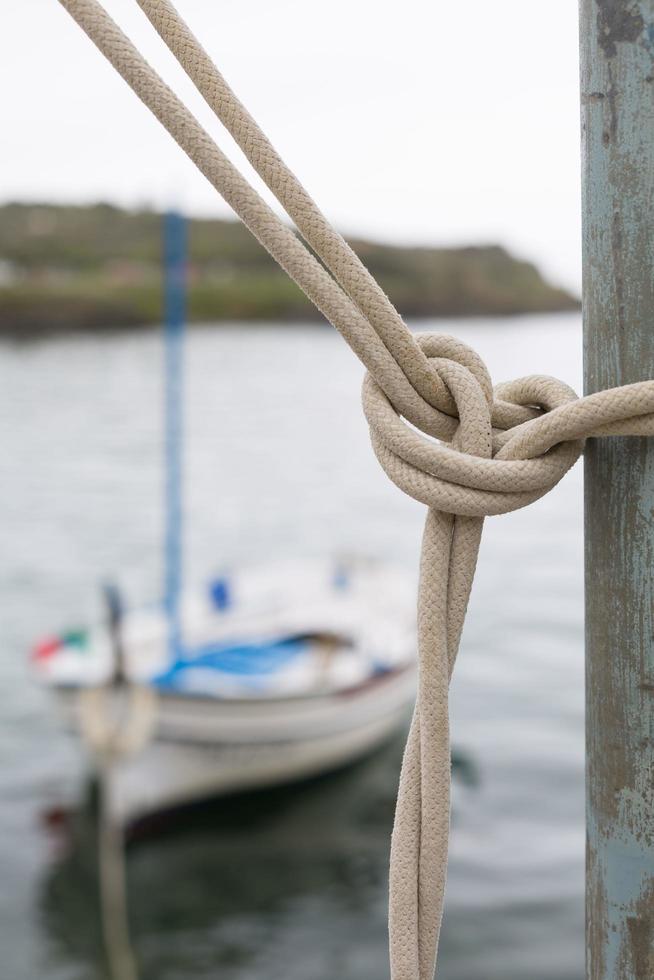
[580,2,654,976]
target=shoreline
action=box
[0,310,582,345]
[0,202,579,338]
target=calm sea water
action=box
[0,313,585,980]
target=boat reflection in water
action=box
[40,737,479,980]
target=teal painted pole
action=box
[163,210,187,661]
[580,2,654,976]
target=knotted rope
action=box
[55,1,654,976]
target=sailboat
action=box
[31,211,417,828]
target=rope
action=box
[55,2,654,976]
[96,754,139,980]
[79,684,156,979]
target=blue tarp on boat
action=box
[154,635,307,690]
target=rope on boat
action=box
[96,753,138,980]
[79,684,156,980]
[55,2,654,976]
[79,684,157,758]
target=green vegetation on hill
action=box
[0,203,578,335]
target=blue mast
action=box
[163,210,187,661]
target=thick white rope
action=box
[55,2,654,976]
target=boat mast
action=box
[163,209,187,661]
[580,2,654,975]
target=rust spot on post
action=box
[595,1,645,58]
[621,880,654,976]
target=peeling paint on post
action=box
[580,1,654,976]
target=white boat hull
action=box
[59,666,414,826]
[38,558,418,826]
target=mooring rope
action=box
[56,1,654,976]
[79,683,156,979]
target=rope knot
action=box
[362,332,583,517]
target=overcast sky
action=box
[0,0,581,291]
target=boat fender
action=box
[209,576,231,611]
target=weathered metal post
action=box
[580,1,654,976]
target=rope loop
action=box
[363,334,583,517]
[78,684,157,759]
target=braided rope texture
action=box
[55,1,654,976]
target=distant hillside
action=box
[0,203,578,336]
